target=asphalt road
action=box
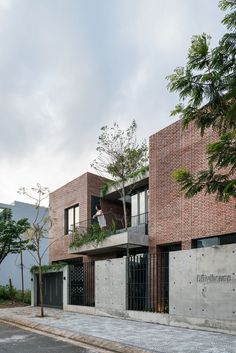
[0,323,106,353]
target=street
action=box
[0,323,108,353]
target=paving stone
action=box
[0,307,236,353]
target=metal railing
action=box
[69,211,149,246]
[127,253,169,313]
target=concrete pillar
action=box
[63,265,69,308]
[31,273,37,306]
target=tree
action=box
[167,0,236,204]
[0,208,30,265]
[91,120,148,230]
[18,184,50,317]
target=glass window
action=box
[131,194,138,226]
[195,237,219,248]
[65,204,79,234]
[193,233,236,248]
[139,191,146,224]
[68,208,74,232]
[131,189,148,226]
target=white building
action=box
[0,201,48,290]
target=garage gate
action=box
[37,272,63,308]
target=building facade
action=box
[49,120,236,264]
[0,201,48,290]
[36,120,236,332]
[149,120,236,253]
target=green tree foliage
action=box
[0,208,30,265]
[167,0,236,204]
[91,120,148,229]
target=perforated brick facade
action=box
[149,120,236,252]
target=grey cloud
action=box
[0,0,227,202]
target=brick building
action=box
[149,120,236,253]
[36,119,236,326]
[49,170,149,263]
[49,119,236,265]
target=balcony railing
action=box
[69,212,148,250]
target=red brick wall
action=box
[149,120,236,252]
[49,172,108,263]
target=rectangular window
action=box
[192,233,236,248]
[131,194,138,226]
[139,191,146,224]
[65,204,79,234]
[131,189,148,226]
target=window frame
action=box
[64,204,79,235]
[131,188,148,226]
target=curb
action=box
[0,315,153,353]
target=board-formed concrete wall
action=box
[95,258,127,315]
[169,244,236,321]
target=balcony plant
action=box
[69,220,116,249]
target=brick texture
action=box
[149,120,236,252]
[49,172,109,262]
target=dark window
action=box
[64,204,79,234]
[192,233,236,248]
[91,196,100,218]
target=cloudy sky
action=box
[0,0,226,204]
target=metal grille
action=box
[127,253,169,313]
[69,262,95,307]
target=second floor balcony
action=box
[68,212,149,256]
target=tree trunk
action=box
[20,250,24,303]
[121,184,128,230]
[38,259,44,317]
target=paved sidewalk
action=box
[0,307,235,353]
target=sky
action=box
[0,0,226,204]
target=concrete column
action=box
[31,273,37,306]
[63,265,69,308]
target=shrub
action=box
[0,285,31,304]
[0,285,16,300]
[15,289,31,304]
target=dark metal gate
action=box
[69,262,95,306]
[127,253,169,313]
[37,272,63,308]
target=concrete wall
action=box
[95,258,127,316]
[0,201,48,290]
[169,244,236,321]
[62,246,236,334]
